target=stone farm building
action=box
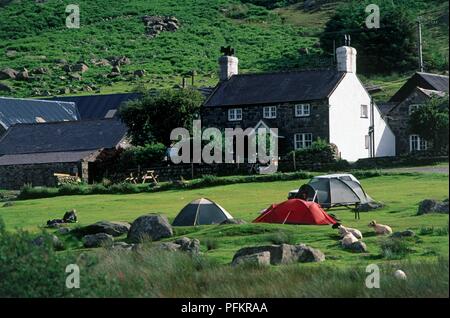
[0,119,128,189]
[383,72,449,155]
[0,97,79,136]
[202,45,396,161]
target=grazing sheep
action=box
[341,232,359,248]
[336,225,363,240]
[368,220,392,235]
[394,270,407,280]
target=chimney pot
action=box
[336,46,357,73]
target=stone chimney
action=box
[336,46,357,73]
[219,47,238,81]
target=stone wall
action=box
[201,100,330,155]
[0,162,81,190]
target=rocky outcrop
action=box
[127,214,173,243]
[82,220,130,237]
[0,68,18,80]
[82,233,114,248]
[141,16,180,38]
[232,251,271,267]
[232,244,325,265]
[418,199,449,215]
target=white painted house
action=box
[202,45,396,162]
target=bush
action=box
[379,237,414,259]
[288,139,337,165]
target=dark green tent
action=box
[172,198,234,226]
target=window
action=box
[409,135,428,152]
[365,135,370,149]
[295,104,310,117]
[409,104,423,115]
[294,133,313,150]
[263,106,277,119]
[360,105,369,118]
[228,108,242,121]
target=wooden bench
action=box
[141,170,158,184]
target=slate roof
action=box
[0,97,79,130]
[52,93,141,120]
[389,72,449,103]
[0,150,100,166]
[0,118,128,156]
[204,70,346,107]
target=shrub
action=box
[288,138,337,165]
[117,143,166,170]
[108,183,141,194]
[379,237,414,259]
[58,184,89,196]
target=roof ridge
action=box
[417,71,449,78]
[229,68,338,78]
[0,96,76,105]
[8,118,122,128]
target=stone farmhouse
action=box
[202,45,396,161]
[383,72,449,155]
[0,119,128,189]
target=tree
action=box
[119,88,204,146]
[409,95,449,154]
[320,0,418,74]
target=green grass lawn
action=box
[1,173,448,267]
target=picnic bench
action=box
[141,170,158,184]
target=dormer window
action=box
[295,104,310,117]
[228,108,242,121]
[263,106,277,119]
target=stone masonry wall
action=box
[0,162,81,190]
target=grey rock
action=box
[82,220,130,237]
[344,241,368,253]
[127,214,173,243]
[57,227,71,235]
[134,69,146,77]
[83,233,114,248]
[15,68,29,81]
[31,67,48,74]
[158,242,182,252]
[355,201,384,212]
[31,234,63,250]
[0,68,18,80]
[111,242,134,251]
[232,244,325,265]
[174,237,200,254]
[69,73,82,81]
[72,63,89,73]
[418,199,449,215]
[0,82,12,92]
[232,251,271,267]
[391,230,415,238]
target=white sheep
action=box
[337,225,363,240]
[368,220,393,235]
[341,232,359,248]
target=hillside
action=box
[0,0,448,100]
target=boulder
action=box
[391,230,415,238]
[72,63,89,73]
[174,237,200,254]
[16,69,29,81]
[232,252,271,267]
[158,242,182,252]
[2,201,14,207]
[82,220,130,237]
[82,233,114,248]
[0,68,18,80]
[108,56,131,66]
[232,244,324,265]
[69,73,82,81]
[0,82,12,92]
[355,201,384,212]
[57,227,71,235]
[31,67,48,75]
[418,199,449,215]
[127,214,173,243]
[111,242,134,251]
[344,241,368,253]
[134,69,146,77]
[63,209,77,223]
[5,50,17,57]
[31,234,63,250]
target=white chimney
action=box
[336,46,357,73]
[219,55,238,81]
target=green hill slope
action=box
[0,0,448,99]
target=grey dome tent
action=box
[172,198,234,226]
[294,175,372,209]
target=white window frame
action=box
[228,108,242,121]
[295,104,311,117]
[409,104,423,115]
[360,105,369,118]
[263,106,277,119]
[294,133,313,150]
[409,134,428,152]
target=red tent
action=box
[253,199,337,225]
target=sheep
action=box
[341,232,359,248]
[368,220,392,235]
[336,225,363,240]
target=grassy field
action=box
[1,173,448,266]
